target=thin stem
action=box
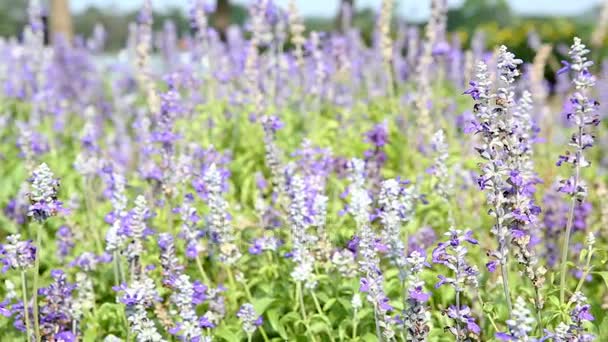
[297,282,307,321]
[373,304,383,342]
[32,227,41,342]
[560,127,582,305]
[195,255,210,284]
[21,271,32,342]
[500,253,513,315]
[573,247,594,297]
[310,290,335,342]
[297,282,317,342]
[352,307,358,339]
[559,197,577,304]
[83,178,103,253]
[455,290,462,342]
[113,251,121,287]
[534,288,544,334]
[476,292,499,332]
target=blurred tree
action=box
[50,0,73,42]
[448,0,513,32]
[214,0,231,40]
[0,1,27,38]
[336,0,354,32]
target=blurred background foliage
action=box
[0,0,605,61]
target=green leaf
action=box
[323,298,336,311]
[215,325,241,342]
[598,316,608,336]
[362,332,378,342]
[253,297,276,315]
[594,271,608,289]
[267,309,289,339]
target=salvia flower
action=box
[378,178,417,278]
[169,274,203,341]
[236,303,263,335]
[261,115,285,196]
[444,305,481,338]
[433,228,480,339]
[55,225,74,261]
[429,129,454,224]
[286,169,316,289]
[0,234,37,273]
[158,233,184,287]
[465,46,525,312]
[38,270,76,340]
[126,195,149,272]
[114,273,165,342]
[348,159,395,340]
[495,297,535,341]
[28,163,66,222]
[556,37,600,305]
[400,251,430,341]
[204,164,241,265]
[556,37,599,201]
[178,194,204,259]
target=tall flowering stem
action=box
[400,251,430,341]
[1,234,36,341]
[556,37,600,305]
[27,163,65,342]
[464,46,525,314]
[348,159,395,341]
[432,228,480,341]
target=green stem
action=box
[560,128,582,305]
[21,271,32,342]
[476,292,499,332]
[297,282,317,342]
[32,227,41,342]
[560,197,577,304]
[113,252,121,287]
[310,290,335,342]
[533,287,544,335]
[83,178,103,253]
[352,308,358,340]
[195,255,210,284]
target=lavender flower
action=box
[286,170,316,289]
[464,46,525,313]
[400,251,430,341]
[114,273,165,342]
[556,37,600,304]
[0,235,37,273]
[55,226,74,261]
[28,163,66,222]
[204,164,240,265]
[169,274,203,341]
[126,195,149,273]
[544,292,595,342]
[177,194,204,259]
[429,129,454,223]
[348,159,395,340]
[236,303,263,335]
[38,270,76,341]
[158,233,184,286]
[364,121,389,194]
[378,178,416,278]
[432,228,480,339]
[495,297,535,341]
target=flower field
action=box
[0,0,607,341]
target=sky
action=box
[70,0,605,21]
